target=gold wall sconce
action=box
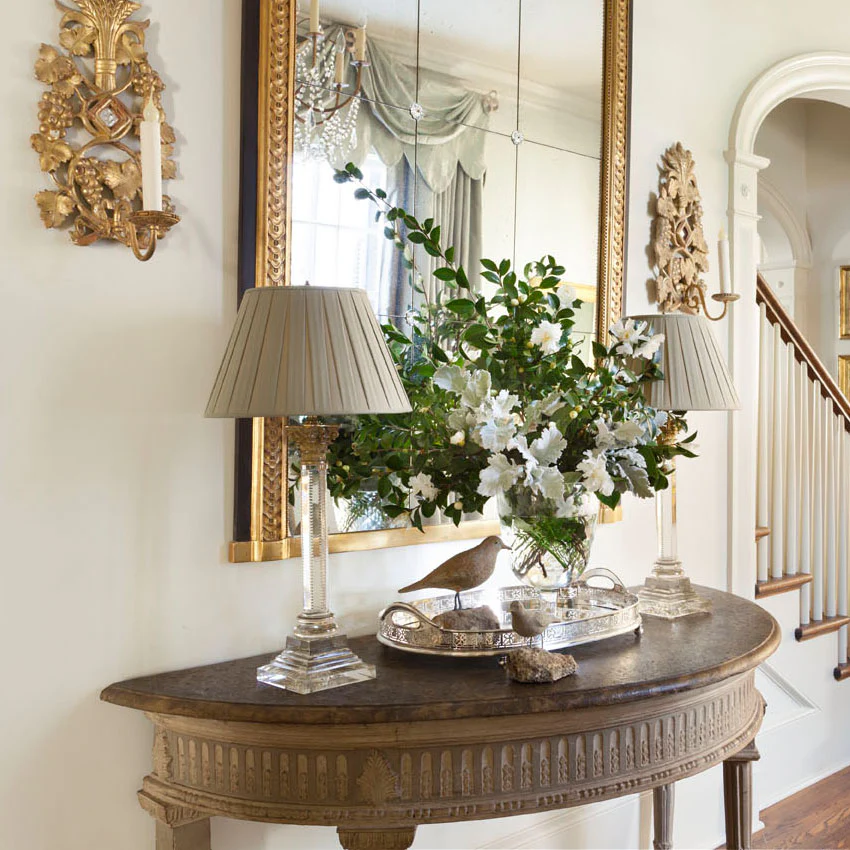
[652,143,739,321]
[32,0,179,262]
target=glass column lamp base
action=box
[639,422,711,620]
[257,634,376,695]
[257,419,376,695]
[637,563,713,620]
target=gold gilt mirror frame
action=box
[231,0,633,562]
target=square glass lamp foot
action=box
[638,567,712,620]
[257,634,376,695]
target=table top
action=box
[101,587,779,726]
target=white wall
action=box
[4,2,850,850]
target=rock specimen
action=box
[505,647,578,684]
[433,606,501,631]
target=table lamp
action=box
[629,313,740,619]
[206,286,412,693]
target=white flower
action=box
[595,419,617,450]
[450,430,466,446]
[613,420,644,445]
[461,369,492,408]
[654,410,669,429]
[409,472,439,502]
[487,389,520,421]
[634,333,665,359]
[530,423,567,465]
[577,451,615,497]
[526,393,566,429]
[609,318,648,356]
[448,408,476,431]
[477,419,517,452]
[556,282,578,307]
[477,454,522,498]
[537,466,566,502]
[434,365,468,394]
[530,320,564,356]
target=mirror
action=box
[232,0,632,561]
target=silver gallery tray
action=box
[377,568,642,658]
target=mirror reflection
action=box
[289,0,604,535]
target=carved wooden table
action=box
[101,587,779,850]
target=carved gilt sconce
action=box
[652,143,738,321]
[32,0,179,261]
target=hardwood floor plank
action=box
[748,766,850,849]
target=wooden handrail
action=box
[757,274,850,431]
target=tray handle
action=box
[379,601,440,631]
[576,567,627,593]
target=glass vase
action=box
[498,489,598,601]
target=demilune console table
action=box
[101,587,779,850]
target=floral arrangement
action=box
[325,164,695,562]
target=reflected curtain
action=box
[297,27,486,301]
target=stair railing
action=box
[756,275,850,677]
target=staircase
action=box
[754,275,850,679]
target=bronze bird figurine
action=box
[398,536,509,610]
[509,601,560,645]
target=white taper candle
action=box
[718,226,731,294]
[309,0,320,32]
[140,96,163,212]
[353,27,367,62]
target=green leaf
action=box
[592,341,608,360]
[375,188,387,199]
[445,246,455,264]
[423,241,441,257]
[457,267,470,290]
[431,225,441,244]
[354,188,370,200]
[434,267,456,282]
[499,259,511,276]
[481,258,498,272]
[377,476,392,498]
[445,298,476,318]
[407,231,426,244]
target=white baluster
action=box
[812,385,824,623]
[840,429,849,665]
[770,326,785,580]
[756,304,770,584]
[799,362,812,626]
[826,401,837,619]
[784,344,798,574]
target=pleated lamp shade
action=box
[629,313,740,412]
[206,286,412,418]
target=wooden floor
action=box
[751,766,850,849]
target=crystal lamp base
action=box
[257,633,376,695]
[638,569,712,620]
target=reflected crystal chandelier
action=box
[295,1,368,162]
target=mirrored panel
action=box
[418,0,519,138]
[519,0,603,157]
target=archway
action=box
[725,53,850,598]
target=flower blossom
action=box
[409,472,438,502]
[433,365,468,394]
[530,320,564,356]
[477,454,522,498]
[634,333,665,360]
[477,419,517,452]
[613,420,644,445]
[577,451,615,497]
[609,318,648,356]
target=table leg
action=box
[155,820,211,850]
[337,827,417,850]
[138,789,211,850]
[653,783,675,850]
[723,741,760,850]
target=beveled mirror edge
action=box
[230,0,632,563]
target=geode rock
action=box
[433,606,500,631]
[505,647,578,684]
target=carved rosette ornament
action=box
[31,0,178,258]
[652,143,710,314]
